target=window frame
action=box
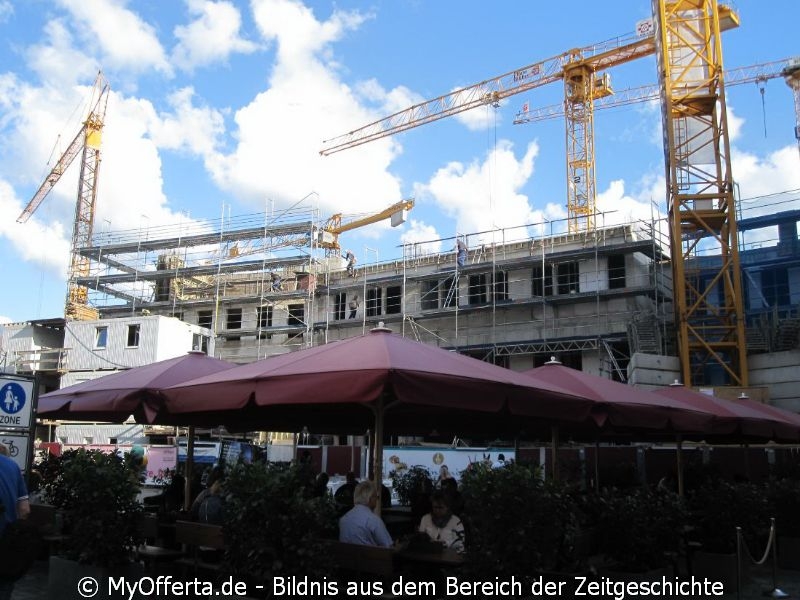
[94,326,109,349]
[126,323,141,348]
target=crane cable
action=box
[758,78,768,138]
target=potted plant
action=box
[688,480,769,589]
[222,462,338,587]
[39,448,144,599]
[458,461,580,580]
[389,465,434,522]
[597,486,687,578]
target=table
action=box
[397,547,464,567]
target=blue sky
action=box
[0,0,798,323]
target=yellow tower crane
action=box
[515,58,798,128]
[321,2,749,387]
[654,0,747,387]
[783,57,800,159]
[320,6,737,234]
[318,198,415,253]
[17,72,110,321]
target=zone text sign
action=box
[0,377,34,429]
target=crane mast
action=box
[17,73,109,320]
[654,0,747,386]
[784,58,800,159]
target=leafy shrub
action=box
[598,487,687,572]
[222,462,338,584]
[389,465,433,506]
[459,462,580,576]
[766,478,800,538]
[688,480,769,553]
[39,448,143,567]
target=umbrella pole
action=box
[184,425,195,512]
[594,440,600,493]
[676,434,684,498]
[373,395,385,516]
[551,425,559,482]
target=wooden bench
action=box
[327,541,402,599]
[329,541,396,579]
[173,520,226,576]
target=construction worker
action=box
[456,239,467,268]
[270,271,282,292]
[344,250,357,277]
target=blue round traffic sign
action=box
[0,382,26,415]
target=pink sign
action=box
[145,446,178,485]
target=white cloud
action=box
[147,87,225,156]
[400,219,442,255]
[172,0,258,71]
[0,180,71,277]
[55,0,172,75]
[727,105,744,141]
[595,179,658,227]
[26,19,97,88]
[0,315,11,325]
[206,0,403,219]
[733,145,800,211]
[0,1,13,24]
[419,139,540,243]
[252,0,369,62]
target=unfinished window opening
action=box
[257,305,273,340]
[126,324,141,348]
[493,270,509,301]
[366,287,383,317]
[557,262,580,295]
[334,292,347,320]
[762,267,790,308]
[608,254,626,290]
[226,307,242,341]
[532,265,553,297]
[287,304,305,341]
[421,280,440,311]
[468,274,488,305]
[386,286,402,315]
[198,310,213,330]
[442,276,459,308]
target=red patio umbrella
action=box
[515,361,715,435]
[160,328,593,434]
[37,350,237,424]
[654,384,800,443]
[161,327,594,493]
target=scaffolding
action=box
[68,191,800,370]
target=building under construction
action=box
[4,193,799,415]
[3,0,800,416]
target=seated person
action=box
[190,469,226,525]
[439,477,464,516]
[381,483,392,509]
[418,490,465,552]
[312,472,330,498]
[338,481,393,548]
[334,472,358,508]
